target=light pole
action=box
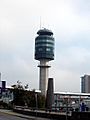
[65,96,69,120]
[35,93,38,117]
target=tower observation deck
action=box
[35,28,55,96]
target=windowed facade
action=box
[81,75,90,93]
[35,29,55,60]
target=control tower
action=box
[35,28,55,96]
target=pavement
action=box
[0,109,50,120]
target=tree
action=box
[11,80,24,90]
[11,81,45,109]
[11,80,27,106]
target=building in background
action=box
[34,28,55,96]
[1,89,13,104]
[52,92,90,112]
[0,72,6,94]
[0,81,6,93]
[0,72,13,104]
[81,75,90,93]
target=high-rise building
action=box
[81,75,90,93]
[34,28,55,96]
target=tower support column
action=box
[38,60,50,96]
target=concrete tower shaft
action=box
[38,60,50,95]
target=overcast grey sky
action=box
[0,0,90,92]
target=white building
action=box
[1,89,14,104]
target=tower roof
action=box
[37,28,53,35]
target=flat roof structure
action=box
[54,92,90,96]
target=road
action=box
[0,109,50,120]
[0,112,29,120]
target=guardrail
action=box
[13,106,71,120]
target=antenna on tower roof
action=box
[40,16,42,29]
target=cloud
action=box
[57,47,90,71]
[50,46,90,92]
[68,0,90,17]
[0,0,90,92]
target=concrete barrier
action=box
[13,108,70,120]
[13,107,90,120]
[71,112,90,120]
